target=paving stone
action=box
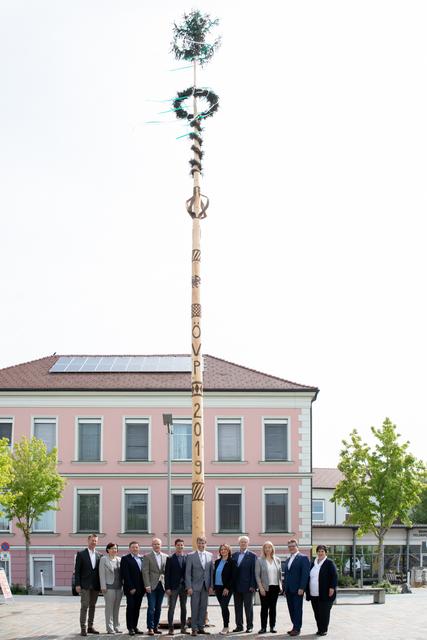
[0,589,426,640]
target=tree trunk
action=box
[378,535,385,581]
[25,533,30,593]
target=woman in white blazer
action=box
[99,542,123,634]
[255,541,282,634]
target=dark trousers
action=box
[310,597,332,633]
[147,583,165,630]
[234,591,254,629]
[167,584,188,628]
[214,586,233,627]
[80,588,99,630]
[125,591,144,632]
[285,592,304,632]
[259,585,280,630]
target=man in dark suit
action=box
[231,536,257,633]
[74,533,102,636]
[283,539,310,637]
[120,541,145,636]
[165,538,188,635]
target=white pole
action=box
[168,423,173,555]
[40,569,44,596]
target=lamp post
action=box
[163,413,173,555]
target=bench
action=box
[336,587,385,604]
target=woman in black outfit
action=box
[306,545,338,637]
[214,543,237,635]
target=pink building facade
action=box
[0,355,318,589]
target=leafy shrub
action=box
[338,575,357,587]
[373,580,400,593]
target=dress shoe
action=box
[317,634,327,637]
[288,632,300,637]
[232,629,243,634]
[134,631,144,636]
[257,630,266,635]
[168,629,174,636]
[197,631,210,635]
[191,632,197,637]
[246,629,253,634]
[88,629,100,635]
[269,631,277,634]
[154,630,162,635]
[81,632,88,638]
[148,631,155,636]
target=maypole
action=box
[171,10,220,548]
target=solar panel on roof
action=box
[49,355,192,373]
[49,357,73,373]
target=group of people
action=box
[74,534,337,638]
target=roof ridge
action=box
[0,354,56,373]
[204,354,318,390]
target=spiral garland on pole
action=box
[171,9,220,547]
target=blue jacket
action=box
[283,553,310,595]
[232,550,257,592]
[165,553,187,591]
[120,553,145,595]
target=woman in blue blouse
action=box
[214,544,237,635]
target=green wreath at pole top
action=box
[171,9,220,177]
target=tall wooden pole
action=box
[190,57,205,548]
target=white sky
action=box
[1,1,426,467]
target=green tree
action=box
[0,437,66,591]
[0,438,12,519]
[333,418,426,580]
[411,486,427,523]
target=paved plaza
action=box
[1,590,426,640]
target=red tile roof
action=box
[0,354,319,393]
[312,467,343,488]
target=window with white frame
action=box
[217,419,242,461]
[76,490,100,532]
[264,490,289,532]
[33,508,55,532]
[0,419,12,445]
[125,419,149,461]
[172,421,192,460]
[77,419,101,462]
[0,506,10,532]
[312,499,325,522]
[218,489,242,532]
[33,418,56,453]
[172,491,192,532]
[124,490,148,532]
[264,420,288,461]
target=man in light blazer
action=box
[185,536,214,636]
[283,539,310,637]
[142,538,168,635]
[74,533,102,636]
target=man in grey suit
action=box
[185,537,214,636]
[142,538,168,635]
